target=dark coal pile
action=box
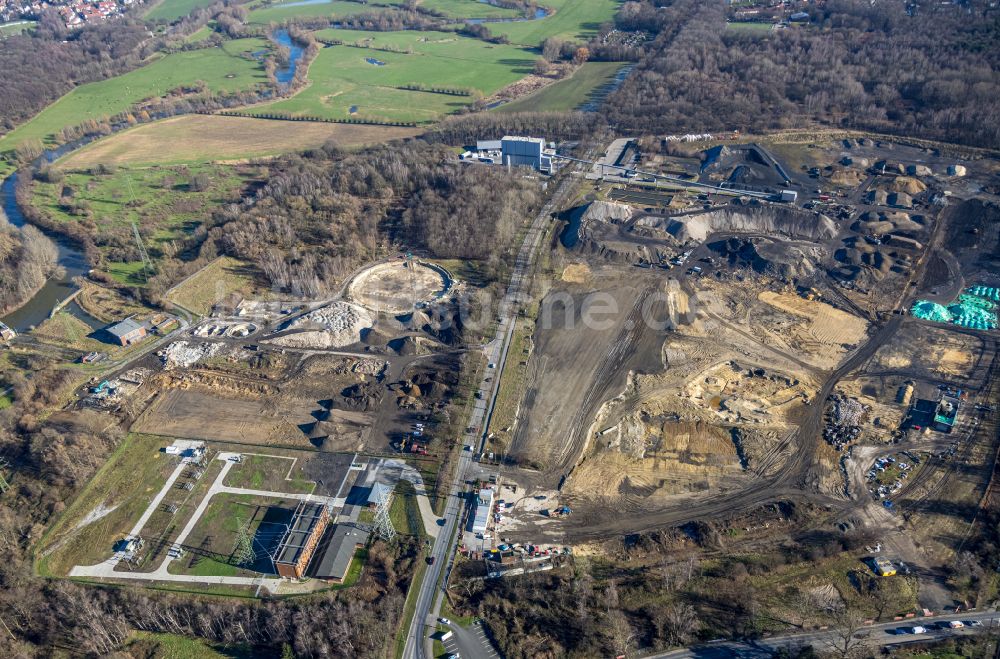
[708,237,816,279]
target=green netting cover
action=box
[958,293,997,311]
[947,302,998,330]
[967,286,1000,302]
[911,300,953,322]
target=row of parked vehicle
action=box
[890,619,983,635]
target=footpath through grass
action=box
[0,38,270,157]
[0,19,36,36]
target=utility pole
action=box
[373,485,397,541]
[233,517,257,566]
[0,458,11,494]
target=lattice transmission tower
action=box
[372,487,397,541]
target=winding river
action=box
[0,32,307,334]
[0,171,93,333]
[272,29,305,85]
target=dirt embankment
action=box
[566,420,747,504]
[639,206,837,243]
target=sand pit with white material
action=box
[268,301,373,349]
[348,261,450,314]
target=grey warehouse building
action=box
[501,136,553,172]
[312,524,370,583]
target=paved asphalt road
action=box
[402,173,579,659]
[644,611,999,658]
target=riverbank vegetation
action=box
[1,38,272,159]
[0,214,59,316]
[251,30,536,123]
[26,162,259,291]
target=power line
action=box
[124,172,154,281]
[233,517,257,567]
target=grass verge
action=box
[497,62,625,113]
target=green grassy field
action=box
[389,480,427,539]
[0,38,270,157]
[497,61,623,112]
[223,454,316,493]
[492,0,620,46]
[124,632,247,659]
[31,312,109,352]
[145,0,218,21]
[36,434,178,577]
[421,0,518,18]
[57,114,420,169]
[726,21,774,34]
[31,164,255,282]
[255,30,533,122]
[247,0,515,24]
[184,24,215,43]
[167,493,294,578]
[0,20,36,37]
[247,0,390,24]
[166,256,270,316]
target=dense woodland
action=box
[0,20,151,135]
[212,140,542,297]
[605,0,1000,148]
[0,210,58,315]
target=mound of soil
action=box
[582,200,633,224]
[709,237,817,278]
[664,206,836,242]
[891,176,927,194]
[829,167,864,186]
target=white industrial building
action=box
[501,135,554,172]
[472,487,494,534]
[462,135,556,172]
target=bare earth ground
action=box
[131,388,320,446]
[59,115,422,168]
[347,261,448,314]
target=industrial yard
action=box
[443,132,1000,632]
[7,129,999,658]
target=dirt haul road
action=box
[508,276,673,479]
